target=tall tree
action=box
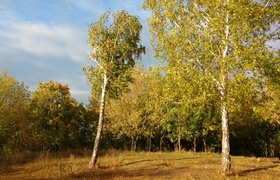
[83,10,144,168]
[29,81,81,151]
[143,0,280,173]
[105,65,164,151]
[0,69,30,152]
[141,66,164,151]
[106,66,145,151]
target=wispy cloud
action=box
[0,0,157,103]
[0,22,87,62]
[0,20,90,102]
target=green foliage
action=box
[0,69,30,153]
[29,80,94,151]
[83,10,144,99]
[0,70,99,153]
[106,66,148,150]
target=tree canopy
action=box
[143,0,280,173]
[83,10,145,168]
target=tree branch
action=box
[193,2,211,24]
[88,48,104,70]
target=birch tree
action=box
[143,0,280,173]
[83,10,144,168]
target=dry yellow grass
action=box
[1,151,280,179]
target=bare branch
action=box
[88,48,104,69]
[174,21,181,29]
[193,2,211,24]
[262,0,270,10]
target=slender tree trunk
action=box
[265,131,270,157]
[203,138,207,153]
[193,135,197,152]
[177,128,182,151]
[131,136,138,151]
[146,137,152,152]
[174,142,177,151]
[131,137,134,151]
[220,0,231,173]
[89,72,108,168]
[159,135,164,152]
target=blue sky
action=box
[0,0,155,103]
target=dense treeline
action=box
[104,65,280,157]
[1,66,280,157]
[0,69,98,153]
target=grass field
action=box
[0,151,280,179]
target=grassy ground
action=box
[0,151,280,179]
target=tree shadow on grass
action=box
[99,157,197,169]
[236,165,279,176]
[0,166,24,174]
[121,159,154,167]
[72,165,189,179]
[122,157,198,165]
[97,159,154,169]
[72,157,194,179]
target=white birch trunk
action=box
[221,0,231,173]
[89,71,108,168]
[220,82,231,173]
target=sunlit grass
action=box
[1,151,280,179]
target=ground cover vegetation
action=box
[1,151,280,179]
[1,0,280,177]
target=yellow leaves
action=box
[85,11,144,99]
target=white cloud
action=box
[71,89,90,96]
[0,0,157,104]
[0,20,91,103]
[0,22,87,63]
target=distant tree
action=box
[83,10,144,168]
[0,69,30,153]
[77,98,99,149]
[141,66,164,151]
[29,80,83,151]
[105,65,164,151]
[106,66,144,151]
[250,81,280,157]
